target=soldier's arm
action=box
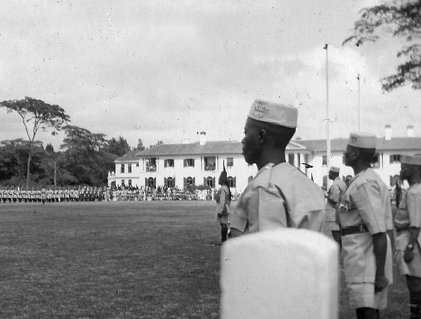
[372,232,388,292]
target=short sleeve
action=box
[407,190,421,228]
[351,182,386,234]
[328,184,341,203]
[257,187,287,231]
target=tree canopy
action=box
[0,97,70,188]
[343,0,421,92]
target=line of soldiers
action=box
[223,100,421,319]
[0,186,216,203]
[0,186,106,203]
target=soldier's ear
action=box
[258,129,267,143]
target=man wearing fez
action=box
[325,166,347,248]
[229,100,325,236]
[215,163,232,244]
[395,155,421,319]
[340,132,393,319]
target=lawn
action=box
[0,201,408,318]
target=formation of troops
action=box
[0,186,214,203]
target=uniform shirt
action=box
[216,185,231,224]
[394,183,421,249]
[230,162,325,233]
[339,168,393,284]
[339,168,393,233]
[326,177,347,222]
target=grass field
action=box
[0,201,409,318]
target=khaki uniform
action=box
[339,168,393,309]
[230,162,325,233]
[325,177,347,231]
[395,184,421,277]
[216,185,230,225]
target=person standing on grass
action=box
[325,166,347,248]
[394,155,421,319]
[339,132,393,319]
[229,99,325,236]
[215,164,231,244]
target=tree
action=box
[149,140,164,149]
[106,136,131,156]
[60,125,117,185]
[135,139,146,151]
[343,0,421,92]
[0,97,70,188]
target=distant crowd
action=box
[0,185,216,203]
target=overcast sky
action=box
[0,0,419,149]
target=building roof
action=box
[298,137,421,153]
[115,150,141,162]
[114,136,421,162]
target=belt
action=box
[395,225,410,233]
[341,224,369,236]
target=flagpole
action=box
[357,73,361,132]
[324,43,331,189]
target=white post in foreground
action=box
[220,229,338,319]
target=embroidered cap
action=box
[348,132,377,149]
[329,166,340,173]
[248,100,298,128]
[401,155,421,166]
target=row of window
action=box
[144,176,238,189]
[321,154,403,167]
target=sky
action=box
[0,0,419,150]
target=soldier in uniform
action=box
[325,166,347,248]
[394,155,421,319]
[339,132,393,319]
[215,164,231,244]
[229,100,325,236]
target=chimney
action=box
[385,124,392,140]
[198,131,207,146]
[407,125,414,137]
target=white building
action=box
[108,126,421,192]
[108,133,312,194]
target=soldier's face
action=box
[343,145,358,167]
[241,118,262,165]
[400,163,412,181]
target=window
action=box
[128,164,132,173]
[146,158,157,172]
[322,156,327,166]
[146,177,156,188]
[120,164,125,173]
[227,176,236,188]
[206,176,215,188]
[204,156,216,170]
[288,154,294,165]
[184,158,195,167]
[390,154,401,164]
[128,179,132,187]
[136,163,139,167]
[121,180,125,187]
[227,158,234,167]
[164,159,174,168]
[186,177,194,185]
[165,177,175,188]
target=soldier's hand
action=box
[404,249,415,263]
[374,274,388,293]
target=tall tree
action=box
[343,0,421,91]
[106,136,131,156]
[61,125,116,185]
[0,97,70,188]
[135,138,146,151]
